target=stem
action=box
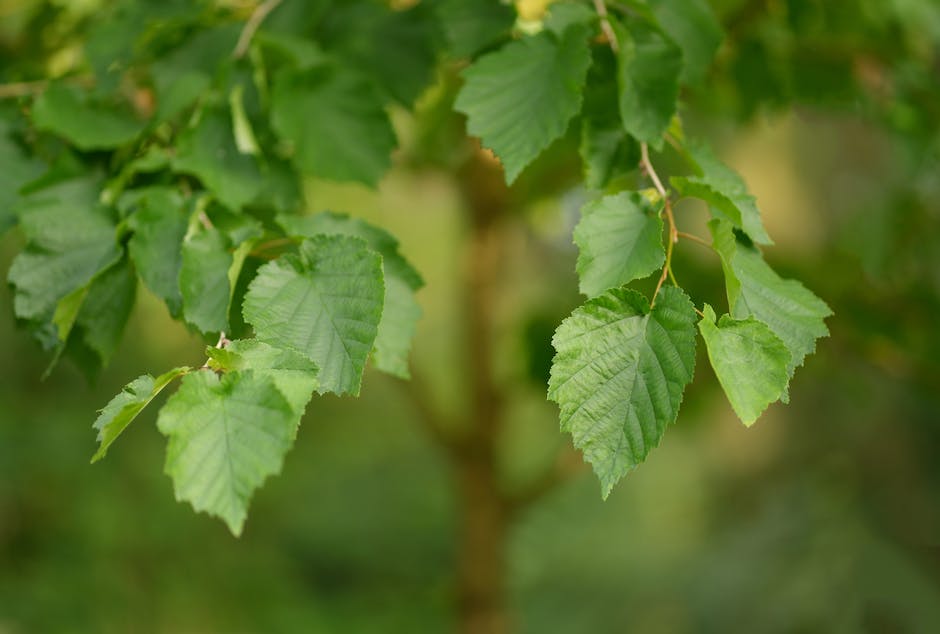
[592,0,620,53]
[0,75,94,100]
[677,231,712,247]
[642,143,678,305]
[232,0,283,59]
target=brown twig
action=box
[592,0,620,53]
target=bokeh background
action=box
[2,0,940,632]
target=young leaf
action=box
[156,370,297,536]
[127,187,188,316]
[710,220,832,377]
[277,212,423,379]
[614,18,683,147]
[271,66,396,186]
[206,339,318,418]
[173,108,264,211]
[671,142,773,245]
[180,224,232,335]
[698,304,790,426]
[548,287,696,496]
[242,235,385,396]
[574,191,665,297]
[32,83,143,150]
[91,367,191,462]
[454,26,592,183]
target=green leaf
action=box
[73,255,137,364]
[180,224,232,335]
[548,286,696,496]
[206,339,318,417]
[671,142,773,245]
[32,84,144,150]
[709,220,832,378]
[649,0,723,85]
[698,304,790,426]
[156,370,297,536]
[242,235,385,396]
[574,191,665,297]
[614,18,683,147]
[8,178,121,325]
[543,2,597,36]
[0,122,44,234]
[277,212,423,378]
[127,187,188,316]
[454,27,592,183]
[173,108,264,211]
[91,367,190,462]
[436,0,516,58]
[271,66,396,186]
[580,47,641,190]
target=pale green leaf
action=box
[180,224,232,335]
[698,304,790,426]
[92,366,191,462]
[574,191,665,297]
[173,108,263,211]
[277,212,423,378]
[271,66,396,186]
[671,142,773,245]
[614,18,683,146]
[710,220,832,378]
[32,84,143,150]
[156,370,297,536]
[454,27,592,183]
[548,286,696,496]
[242,235,385,395]
[206,339,318,417]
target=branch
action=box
[592,0,620,53]
[232,0,283,59]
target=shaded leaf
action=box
[180,224,232,335]
[32,84,144,150]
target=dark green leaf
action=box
[32,84,144,150]
[127,187,188,316]
[436,0,516,58]
[649,0,723,84]
[180,223,232,335]
[614,18,683,146]
[173,108,264,211]
[271,66,396,186]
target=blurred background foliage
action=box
[2,0,940,632]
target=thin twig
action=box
[506,448,584,515]
[0,80,48,99]
[677,231,711,247]
[592,0,620,53]
[401,370,463,452]
[643,143,678,305]
[232,0,283,59]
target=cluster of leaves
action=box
[451,1,831,495]
[1,0,831,531]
